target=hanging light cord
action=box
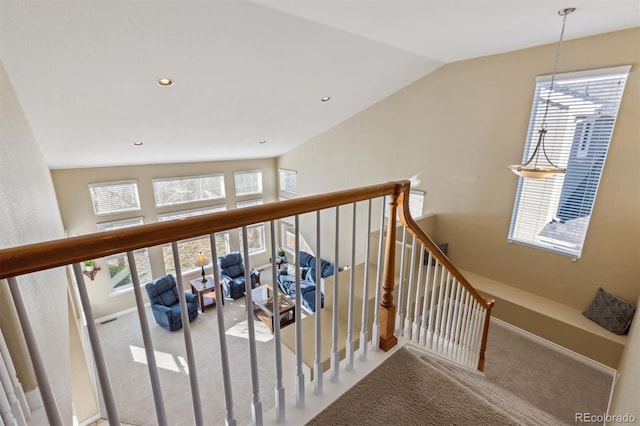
[524,8,573,169]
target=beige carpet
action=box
[483,321,613,423]
[307,320,613,426]
[96,304,613,426]
[96,296,278,426]
[307,347,566,426]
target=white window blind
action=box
[234,170,263,196]
[89,180,140,215]
[509,66,630,258]
[279,169,297,194]
[152,174,225,207]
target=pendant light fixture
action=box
[509,7,575,179]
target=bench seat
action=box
[461,269,626,368]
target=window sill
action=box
[109,286,134,298]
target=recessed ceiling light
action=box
[321,96,331,102]
[132,141,143,146]
[259,140,267,144]
[157,78,174,87]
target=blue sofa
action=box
[276,251,334,312]
[145,274,199,331]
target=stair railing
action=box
[0,180,493,426]
[386,181,495,370]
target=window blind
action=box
[279,169,297,194]
[152,174,225,207]
[508,66,630,257]
[234,170,263,196]
[89,180,140,215]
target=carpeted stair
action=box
[307,346,567,426]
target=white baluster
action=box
[345,203,357,371]
[170,244,203,425]
[426,261,440,350]
[457,291,473,363]
[395,227,408,330]
[210,234,237,426]
[0,378,16,426]
[330,207,340,382]
[0,353,22,425]
[448,281,463,357]
[418,252,433,345]
[241,228,263,425]
[0,330,29,419]
[293,215,305,408]
[314,212,323,394]
[267,223,285,423]
[359,200,372,362]
[403,235,417,338]
[439,272,453,354]
[468,300,483,367]
[433,268,447,354]
[411,247,425,343]
[126,251,167,426]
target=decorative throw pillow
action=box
[583,288,636,335]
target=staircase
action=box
[308,346,566,426]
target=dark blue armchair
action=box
[145,274,199,331]
[219,252,260,299]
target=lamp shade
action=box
[508,164,566,179]
[197,252,206,266]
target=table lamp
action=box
[197,252,207,283]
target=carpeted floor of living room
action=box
[94,296,613,426]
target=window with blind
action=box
[279,169,297,194]
[384,189,425,219]
[508,66,630,258]
[234,170,263,196]
[89,180,140,215]
[152,174,225,207]
[159,206,230,274]
[96,217,151,293]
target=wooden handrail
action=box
[395,180,495,311]
[0,182,401,280]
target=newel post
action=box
[379,187,401,351]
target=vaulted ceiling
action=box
[1,0,638,169]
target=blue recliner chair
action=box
[219,252,260,299]
[145,274,199,331]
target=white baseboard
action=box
[491,317,616,376]
[95,302,150,324]
[25,388,43,411]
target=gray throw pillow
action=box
[583,288,636,335]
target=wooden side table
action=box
[251,284,295,332]
[189,277,224,313]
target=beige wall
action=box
[0,61,72,419]
[52,158,278,318]
[277,28,640,312]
